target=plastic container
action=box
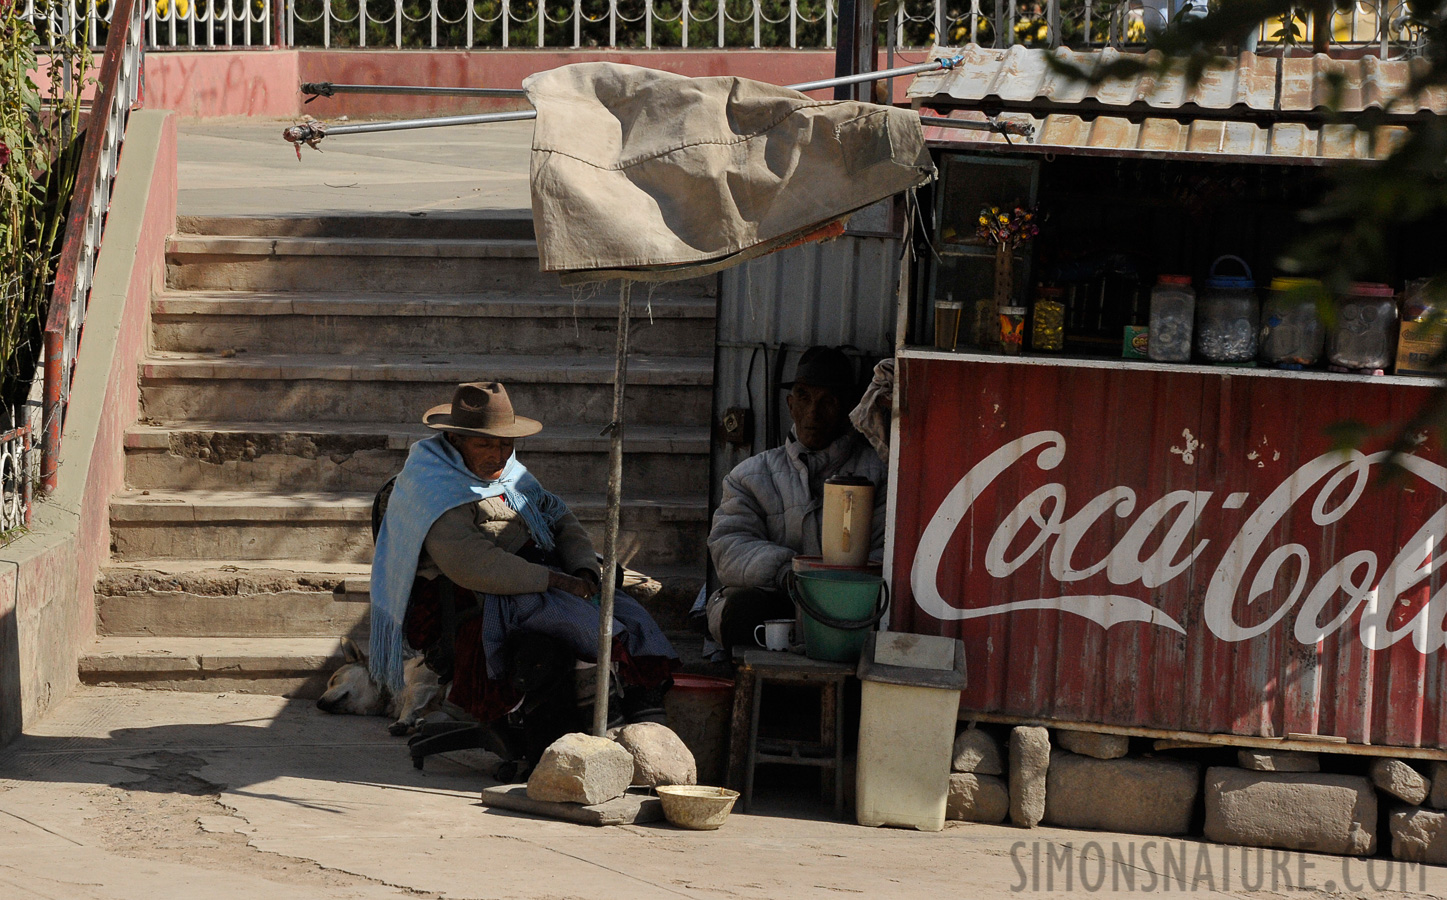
[1259,277,1325,368]
[999,306,1027,355]
[822,476,874,567]
[1031,287,1066,352]
[1396,278,1444,376]
[785,569,888,663]
[1147,275,1195,362]
[1327,282,1399,372]
[855,632,967,832]
[664,674,734,785]
[1195,256,1258,363]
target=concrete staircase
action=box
[82,213,715,695]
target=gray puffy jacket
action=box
[709,431,888,590]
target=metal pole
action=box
[303,82,528,98]
[592,279,632,737]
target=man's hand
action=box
[548,570,595,599]
[574,568,602,595]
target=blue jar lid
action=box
[1207,274,1255,289]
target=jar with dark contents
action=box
[1327,283,1398,373]
[1259,278,1325,368]
[1031,286,1066,352]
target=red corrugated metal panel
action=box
[890,353,1447,749]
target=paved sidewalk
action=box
[178,118,533,219]
[2,687,1443,899]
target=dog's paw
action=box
[387,719,413,737]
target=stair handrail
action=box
[41,0,146,493]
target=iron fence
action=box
[0,411,35,535]
[24,0,1427,54]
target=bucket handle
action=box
[784,570,890,632]
[1209,254,1253,282]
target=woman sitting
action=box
[369,381,677,729]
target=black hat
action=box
[785,346,855,390]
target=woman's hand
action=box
[548,570,595,599]
[574,568,602,595]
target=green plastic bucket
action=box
[787,569,889,663]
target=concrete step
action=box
[138,353,714,426]
[150,290,718,357]
[96,560,371,639]
[124,422,712,495]
[164,234,719,296]
[176,212,536,240]
[78,636,345,697]
[109,489,710,568]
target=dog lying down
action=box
[316,638,445,736]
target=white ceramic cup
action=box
[754,618,793,651]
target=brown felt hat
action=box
[423,382,542,438]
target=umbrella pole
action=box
[592,279,632,736]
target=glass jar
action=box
[1259,278,1325,368]
[1147,275,1195,363]
[1031,286,1065,352]
[1195,256,1258,364]
[1327,282,1398,372]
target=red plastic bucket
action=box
[665,674,734,785]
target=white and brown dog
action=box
[316,638,445,736]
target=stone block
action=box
[1045,751,1199,835]
[947,773,1009,824]
[612,722,696,788]
[952,727,1003,775]
[1431,762,1447,811]
[1370,758,1431,805]
[1237,749,1320,773]
[1055,729,1129,760]
[1009,726,1050,828]
[1203,768,1376,856]
[527,733,635,805]
[1391,807,1447,864]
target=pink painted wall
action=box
[134,48,908,118]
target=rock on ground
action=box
[612,722,697,787]
[1371,758,1431,805]
[1044,751,1198,835]
[952,728,1003,775]
[526,732,636,805]
[1203,768,1376,856]
[1391,807,1447,864]
[1008,726,1050,828]
[1432,762,1447,811]
[947,773,1009,824]
[1237,750,1320,773]
[1054,729,1129,760]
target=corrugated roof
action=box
[910,44,1446,163]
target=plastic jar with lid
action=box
[1259,278,1325,368]
[1195,256,1259,364]
[1147,275,1195,363]
[1031,286,1066,352]
[1327,282,1398,372]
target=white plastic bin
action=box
[854,632,967,832]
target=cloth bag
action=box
[524,62,935,283]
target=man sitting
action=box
[706,347,887,651]
[370,381,677,727]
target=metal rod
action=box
[919,115,1036,140]
[592,279,632,737]
[303,82,528,99]
[286,55,970,149]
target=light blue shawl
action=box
[368,434,567,692]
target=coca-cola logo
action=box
[910,431,1447,654]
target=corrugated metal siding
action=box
[910,44,1446,162]
[891,353,1447,749]
[709,231,901,520]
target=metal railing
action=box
[24,0,1426,54]
[0,413,34,535]
[40,0,146,492]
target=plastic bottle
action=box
[1147,275,1195,363]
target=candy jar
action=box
[1195,256,1258,364]
[1327,283,1398,373]
[1147,275,1194,363]
[1259,278,1325,368]
[1031,286,1065,352]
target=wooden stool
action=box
[726,649,854,817]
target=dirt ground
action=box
[1,686,1445,900]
